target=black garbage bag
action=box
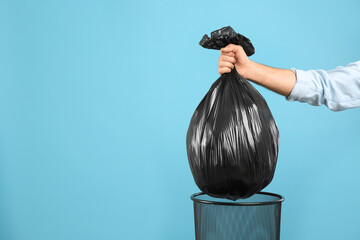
[186,26,279,200]
[199,26,255,56]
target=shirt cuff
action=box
[286,68,314,102]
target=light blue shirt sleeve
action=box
[286,61,360,111]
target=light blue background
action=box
[1,0,359,239]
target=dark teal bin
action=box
[191,192,284,240]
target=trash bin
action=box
[191,192,284,240]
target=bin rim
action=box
[191,192,284,206]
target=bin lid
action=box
[191,192,284,206]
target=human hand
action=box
[218,44,251,77]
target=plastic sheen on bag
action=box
[186,26,279,200]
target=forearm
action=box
[241,60,296,97]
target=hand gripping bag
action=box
[186,26,279,200]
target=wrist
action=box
[236,59,256,80]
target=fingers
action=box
[219,61,234,69]
[220,44,243,54]
[218,50,236,75]
[218,55,236,64]
[219,67,231,75]
[220,44,236,53]
[218,44,247,75]
[218,61,234,75]
[220,51,235,57]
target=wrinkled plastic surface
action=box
[186,27,279,200]
[199,26,255,56]
[192,192,283,240]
